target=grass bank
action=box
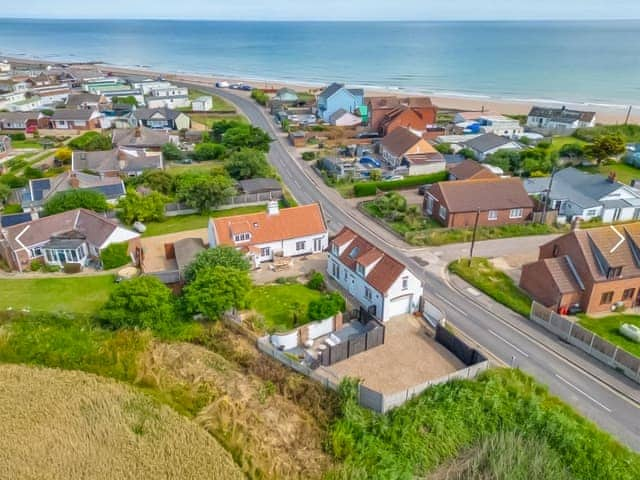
[448,258,532,317]
[248,283,324,332]
[578,314,640,358]
[189,113,246,128]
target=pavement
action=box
[175,80,640,451]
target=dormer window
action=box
[233,232,251,243]
[356,264,365,276]
[607,266,623,280]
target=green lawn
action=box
[578,314,640,358]
[165,160,225,174]
[580,162,640,185]
[10,140,45,149]
[548,136,588,154]
[189,114,246,128]
[187,90,236,112]
[142,205,267,237]
[248,284,323,332]
[0,275,116,314]
[448,258,533,317]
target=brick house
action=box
[50,109,103,130]
[520,223,640,314]
[448,159,498,181]
[367,96,437,133]
[380,126,445,175]
[424,178,534,228]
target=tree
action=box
[458,148,477,160]
[225,148,271,180]
[118,190,166,224]
[559,142,585,162]
[184,246,250,283]
[0,174,27,188]
[139,170,174,195]
[192,142,226,162]
[161,142,183,162]
[183,266,252,319]
[435,143,453,154]
[221,125,272,152]
[97,276,177,332]
[487,150,521,173]
[55,146,73,165]
[210,119,246,142]
[308,292,346,321]
[175,172,235,213]
[585,134,626,165]
[44,189,109,215]
[100,242,131,270]
[68,131,113,151]
[0,182,11,205]
[374,192,407,221]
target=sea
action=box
[1,18,640,107]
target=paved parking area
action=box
[323,315,464,394]
[138,229,207,273]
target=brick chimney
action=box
[607,171,617,183]
[69,172,80,189]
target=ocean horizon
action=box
[1,18,639,107]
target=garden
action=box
[578,314,640,358]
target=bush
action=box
[23,166,44,180]
[308,292,345,320]
[2,204,24,214]
[44,189,109,215]
[251,89,269,106]
[0,174,28,188]
[30,259,43,271]
[192,142,226,162]
[302,151,316,161]
[100,242,131,270]
[55,146,73,165]
[68,132,112,151]
[353,183,378,197]
[117,190,166,224]
[9,133,26,141]
[306,272,326,291]
[184,246,251,283]
[162,142,183,162]
[353,171,448,197]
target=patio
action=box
[250,252,327,284]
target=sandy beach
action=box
[7,56,640,124]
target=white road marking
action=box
[555,374,612,413]
[488,329,529,357]
[433,292,468,317]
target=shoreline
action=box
[6,55,640,124]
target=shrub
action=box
[68,132,112,151]
[55,146,73,165]
[100,242,131,270]
[192,142,226,162]
[9,133,26,141]
[162,142,183,162]
[251,89,269,106]
[306,272,326,291]
[353,183,377,197]
[2,204,24,214]
[302,151,316,161]
[183,246,251,283]
[353,171,448,197]
[23,166,44,180]
[308,292,346,320]
[30,259,43,271]
[0,174,28,188]
[44,189,109,215]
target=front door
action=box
[313,238,322,252]
[349,275,356,295]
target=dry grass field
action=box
[0,364,244,480]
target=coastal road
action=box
[178,81,640,450]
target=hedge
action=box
[353,171,448,197]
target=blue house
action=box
[317,83,364,123]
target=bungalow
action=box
[208,202,328,267]
[0,111,46,131]
[367,96,437,133]
[329,108,362,127]
[32,85,71,106]
[72,148,163,177]
[65,92,109,110]
[0,208,139,272]
[327,227,423,321]
[317,83,364,123]
[526,106,596,133]
[112,126,174,150]
[380,126,445,175]
[273,88,299,103]
[447,159,499,181]
[461,133,522,161]
[133,107,191,130]
[425,178,534,228]
[191,96,213,112]
[523,167,640,223]
[50,109,103,130]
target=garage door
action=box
[387,295,412,319]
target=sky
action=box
[3,0,640,21]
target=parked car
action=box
[418,184,432,196]
[229,83,243,90]
[360,156,381,168]
[240,84,253,91]
[216,81,230,88]
[383,175,404,182]
[356,132,380,139]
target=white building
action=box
[133,80,174,95]
[476,115,523,137]
[145,95,190,110]
[527,106,596,133]
[461,133,523,161]
[328,227,423,322]
[208,202,328,267]
[150,86,189,98]
[191,96,213,112]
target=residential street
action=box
[180,81,640,450]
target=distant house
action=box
[367,96,437,133]
[425,178,534,228]
[72,148,163,177]
[133,80,174,95]
[208,203,328,268]
[145,95,190,110]
[0,111,48,131]
[133,107,191,130]
[191,96,213,112]
[65,92,109,110]
[527,106,596,133]
[317,83,364,123]
[453,111,500,124]
[448,159,498,181]
[7,95,42,112]
[237,178,283,196]
[327,226,423,321]
[0,135,11,159]
[0,208,139,272]
[112,127,174,150]
[50,109,103,130]
[523,167,640,223]
[520,223,640,314]
[21,172,125,211]
[329,108,362,127]
[461,133,522,161]
[273,88,299,103]
[380,126,445,175]
[149,86,189,98]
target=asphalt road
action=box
[181,82,640,450]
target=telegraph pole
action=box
[468,208,481,265]
[541,166,558,225]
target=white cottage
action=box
[327,227,423,322]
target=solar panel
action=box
[0,213,31,228]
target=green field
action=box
[0,275,116,314]
[189,114,246,128]
[580,162,640,185]
[142,205,267,237]
[10,140,45,149]
[578,314,640,358]
[549,135,588,154]
[248,283,323,332]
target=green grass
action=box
[580,162,640,185]
[142,205,267,237]
[448,258,533,317]
[247,284,324,332]
[187,90,236,112]
[165,160,225,174]
[189,114,246,128]
[578,314,640,358]
[363,202,440,235]
[549,136,588,154]
[0,275,116,314]
[328,368,640,479]
[10,139,45,149]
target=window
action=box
[296,241,306,251]
[426,196,434,214]
[364,287,372,300]
[401,276,409,291]
[509,208,523,219]
[439,205,447,220]
[356,264,365,276]
[487,210,498,221]
[600,291,614,305]
[585,209,598,217]
[607,266,623,280]
[332,244,338,255]
[552,244,560,257]
[260,247,271,257]
[623,288,636,301]
[30,247,42,258]
[233,232,251,243]
[332,262,340,278]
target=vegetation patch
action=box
[352,171,448,197]
[580,162,640,185]
[578,314,640,358]
[248,283,324,332]
[448,258,532,317]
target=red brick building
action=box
[424,178,533,228]
[520,223,640,314]
[367,96,437,134]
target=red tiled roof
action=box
[429,177,533,213]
